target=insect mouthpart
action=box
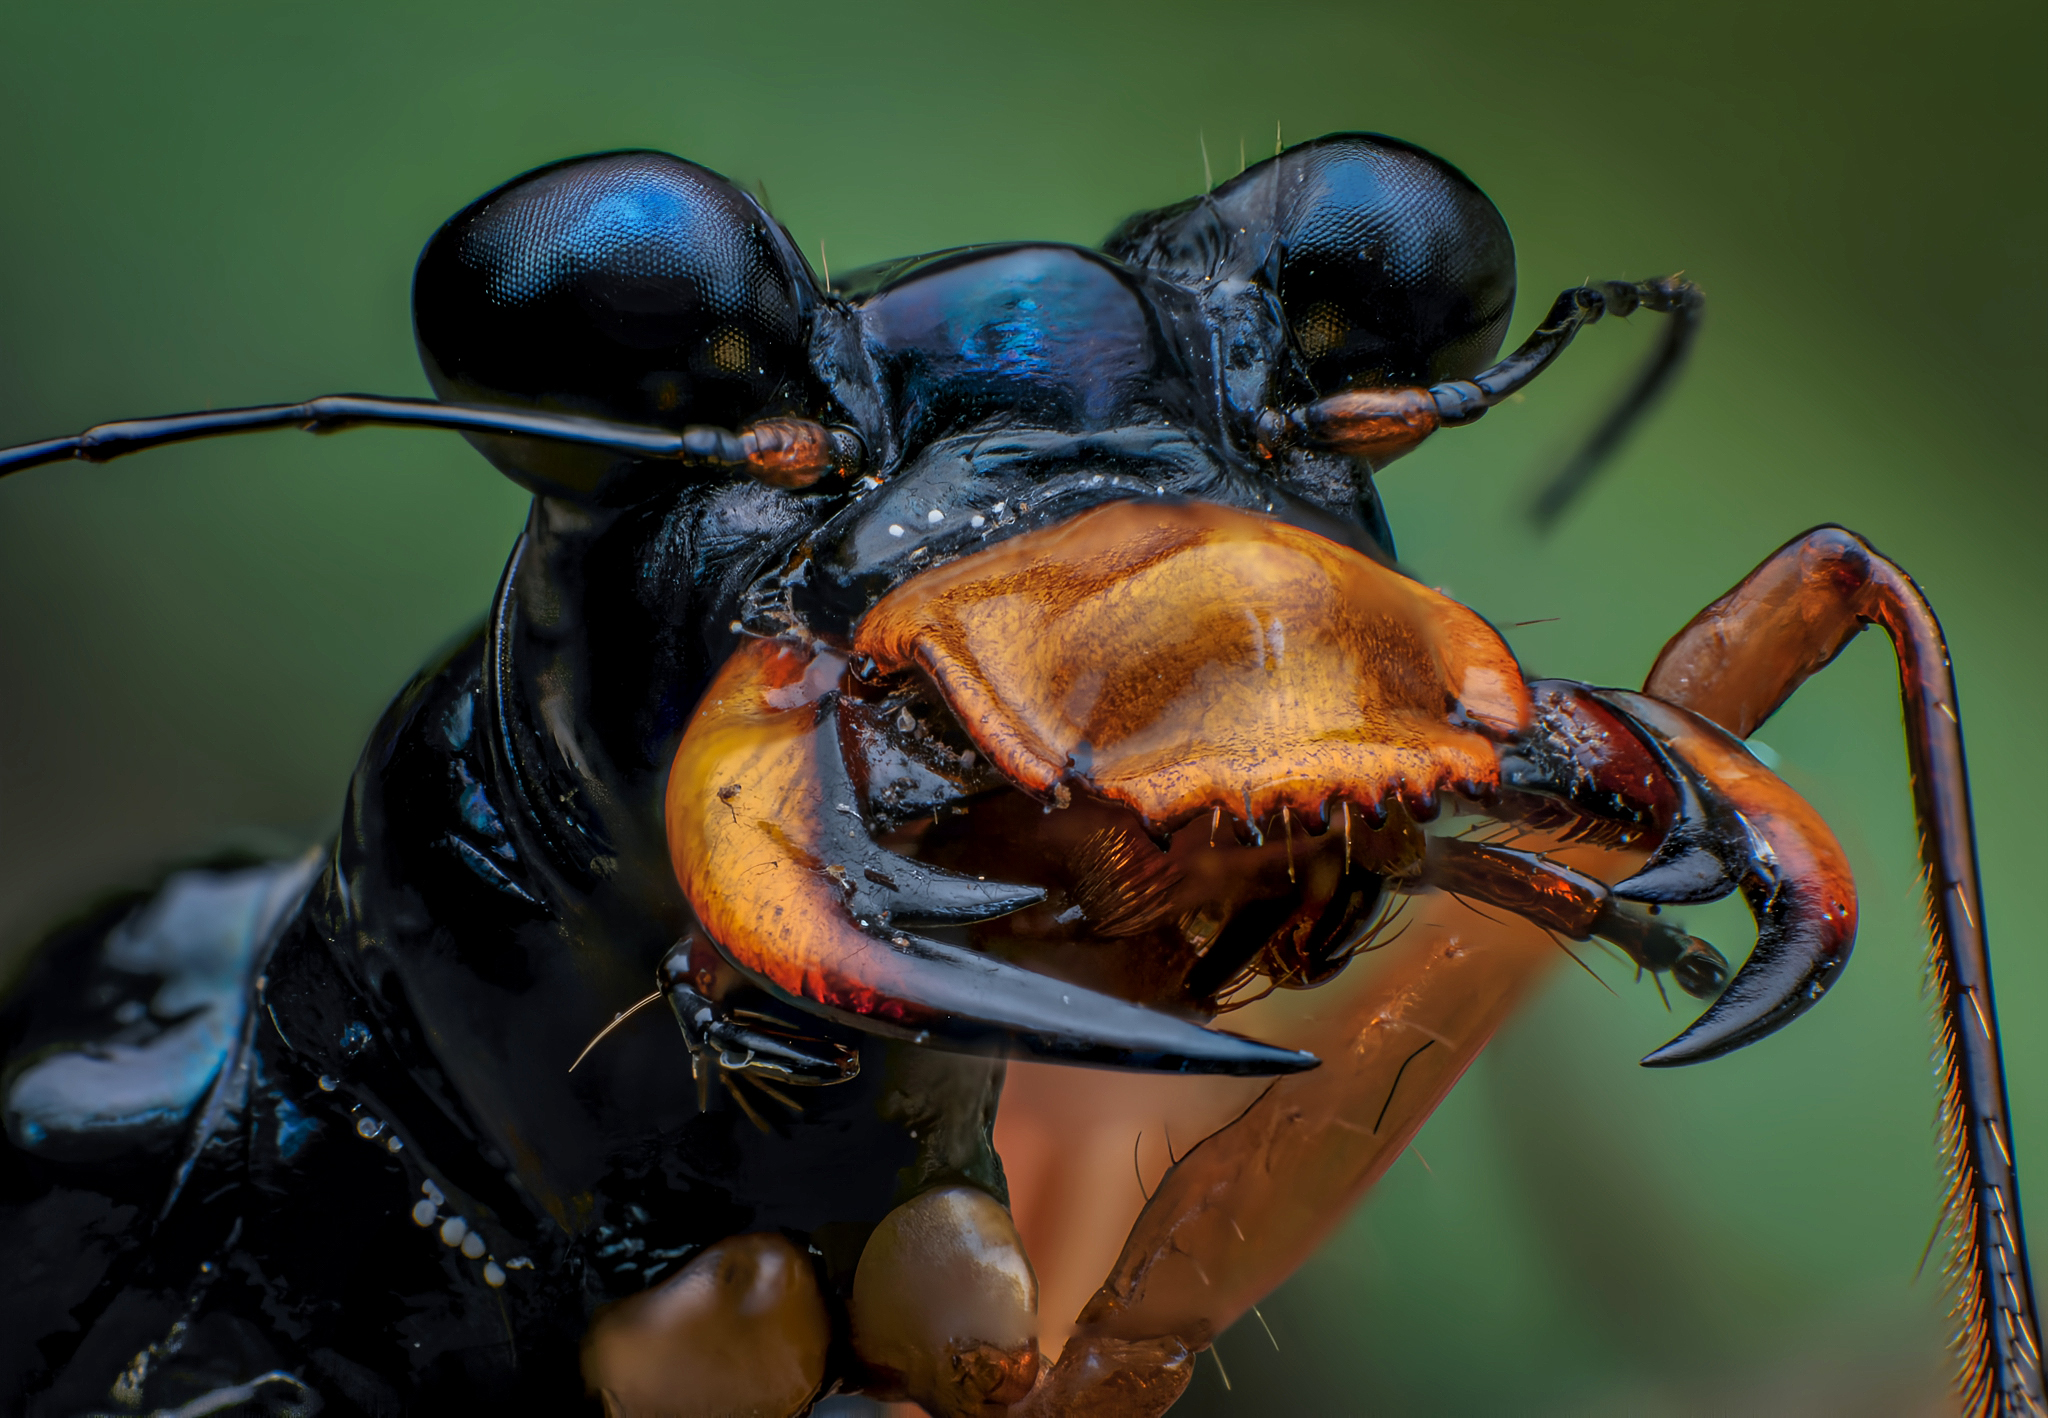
[663,498,1536,1070]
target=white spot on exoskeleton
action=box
[483,1260,507,1288]
[888,524,905,538]
[317,1075,338,1092]
[461,1231,487,1260]
[412,1199,437,1227]
[970,514,986,529]
[440,1216,468,1248]
[927,508,944,524]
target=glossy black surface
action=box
[1104,133,1515,393]
[414,151,820,500]
[1,136,1538,1413]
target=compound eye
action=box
[412,151,813,495]
[1269,135,1516,391]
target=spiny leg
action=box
[1645,526,2041,1415]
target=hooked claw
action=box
[657,943,860,1088]
[666,637,1316,1075]
[1594,689,1859,1066]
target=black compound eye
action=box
[413,151,814,496]
[1265,135,1515,391]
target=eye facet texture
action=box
[413,151,813,493]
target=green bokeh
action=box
[1,3,2040,1412]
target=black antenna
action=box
[1518,279,1705,528]
[0,394,759,482]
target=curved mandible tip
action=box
[1589,689,1858,1067]
[666,637,1318,1077]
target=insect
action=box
[0,134,2035,1417]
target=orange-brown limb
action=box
[1645,525,2041,1415]
[1418,836,1726,998]
[1025,896,1562,1406]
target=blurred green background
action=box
[1,2,2041,1412]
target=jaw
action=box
[665,498,1531,1064]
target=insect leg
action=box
[1413,836,1729,1000]
[1643,525,2042,1415]
[1016,896,1560,1414]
